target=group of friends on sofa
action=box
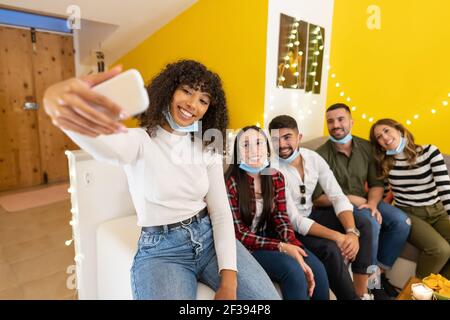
[42,60,450,300]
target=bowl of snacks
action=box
[422,273,450,300]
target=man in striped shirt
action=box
[313,103,411,299]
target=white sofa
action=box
[66,139,427,299]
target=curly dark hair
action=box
[138,60,228,147]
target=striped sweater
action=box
[388,144,450,214]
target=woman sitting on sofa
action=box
[370,118,450,278]
[224,125,329,299]
[42,60,280,300]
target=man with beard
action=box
[269,115,374,300]
[312,103,411,300]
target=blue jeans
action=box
[130,215,281,300]
[252,248,329,300]
[352,202,411,269]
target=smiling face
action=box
[271,127,302,159]
[373,124,402,151]
[326,108,353,140]
[238,129,268,168]
[169,85,211,127]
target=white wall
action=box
[264,0,334,141]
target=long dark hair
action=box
[138,60,228,148]
[369,118,422,179]
[224,126,274,232]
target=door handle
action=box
[23,102,39,110]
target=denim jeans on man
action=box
[131,215,281,299]
[352,201,410,270]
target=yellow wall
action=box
[115,0,268,129]
[327,0,450,153]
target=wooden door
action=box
[32,30,77,184]
[0,26,42,191]
[0,25,77,191]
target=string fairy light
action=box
[326,68,448,127]
[278,18,303,89]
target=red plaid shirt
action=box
[226,170,302,251]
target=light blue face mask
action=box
[239,159,270,174]
[386,136,406,155]
[278,148,300,165]
[329,133,353,144]
[163,108,199,133]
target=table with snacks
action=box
[396,274,450,300]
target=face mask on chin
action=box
[386,136,406,155]
[163,107,199,133]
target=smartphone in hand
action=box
[91,69,149,117]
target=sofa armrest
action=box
[66,150,136,299]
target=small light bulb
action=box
[65,239,73,246]
[319,45,324,50]
[312,62,318,67]
[369,117,374,122]
[331,73,336,78]
[362,114,367,119]
[314,51,320,56]
[293,22,299,27]
[294,72,299,76]
[299,51,304,56]
[256,122,261,127]
[346,97,351,102]
[443,101,448,106]
[288,43,294,48]
[335,83,340,87]
[309,71,316,76]
[414,114,419,119]
[311,39,318,44]
[314,81,319,86]
[406,120,412,125]
[294,41,300,46]
[316,35,322,40]
[431,109,437,114]
[284,55,290,61]
[351,106,357,111]
[285,64,290,68]
[291,29,297,34]
[289,35,296,40]
[291,63,298,68]
[340,91,345,97]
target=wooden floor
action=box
[0,198,77,299]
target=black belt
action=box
[142,208,208,232]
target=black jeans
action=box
[296,207,373,300]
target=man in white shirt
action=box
[269,115,375,300]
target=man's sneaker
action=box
[361,293,374,300]
[381,273,400,298]
[370,288,393,300]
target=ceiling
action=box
[0,0,197,64]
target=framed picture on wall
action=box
[276,13,308,89]
[305,23,325,94]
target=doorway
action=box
[0,25,77,191]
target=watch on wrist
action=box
[346,228,360,237]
